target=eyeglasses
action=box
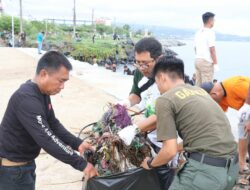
[134,59,155,69]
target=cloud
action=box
[2,0,250,36]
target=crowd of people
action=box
[0,31,26,47]
[118,12,249,190]
[0,11,249,190]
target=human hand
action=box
[140,157,152,170]
[244,121,250,135]
[214,64,220,72]
[78,141,94,156]
[83,163,99,181]
[118,124,138,146]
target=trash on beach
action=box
[80,103,154,176]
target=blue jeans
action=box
[0,161,36,190]
[37,42,42,54]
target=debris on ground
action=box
[233,172,250,190]
[81,103,153,176]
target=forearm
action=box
[18,113,86,171]
[136,115,157,132]
[151,149,173,167]
[177,142,184,152]
[54,123,82,150]
[151,139,177,167]
[128,94,141,107]
[210,47,217,65]
[49,117,82,150]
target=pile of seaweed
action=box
[84,103,153,176]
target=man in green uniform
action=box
[141,55,238,190]
[118,37,175,189]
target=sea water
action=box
[171,40,250,80]
[171,40,250,139]
[71,40,249,139]
[18,44,248,139]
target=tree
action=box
[135,29,143,36]
[96,24,113,35]
[122,24,130,32]
[0,15,20,34]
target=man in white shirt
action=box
[117,38,175,189]
[194,12,218,86]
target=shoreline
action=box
[18,47,133,100]
[17,47,239,140]
[0,47,241,189]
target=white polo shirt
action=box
[135,77,162,148]
[194,27,216,63]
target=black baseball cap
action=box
[200,82,214,93]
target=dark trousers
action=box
[155,165,175,190]
[0,161,36,190]
[149,141,175,189]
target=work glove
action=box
[118,124,140,146]
[238,103,250,121]
[117,99,131,108]
[214,64,220,72]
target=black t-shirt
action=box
[0,80,87,171]
[130,69,144,97]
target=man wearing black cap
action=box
[201,76,250,173]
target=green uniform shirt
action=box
[130,69,143,97]
[156,84,237,158]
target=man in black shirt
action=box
[0,51,98,190]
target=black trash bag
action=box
[148,142,175,189]
[86,168,162,190]
[155,165,175,190]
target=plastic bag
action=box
[85,167,162,190]
[155,165,175,190]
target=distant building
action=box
[95,17,112,26]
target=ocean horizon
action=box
[171,40,250,81]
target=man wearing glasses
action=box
[118,37,175,189]
[118,37,162,146]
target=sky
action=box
[2,0,250,36]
